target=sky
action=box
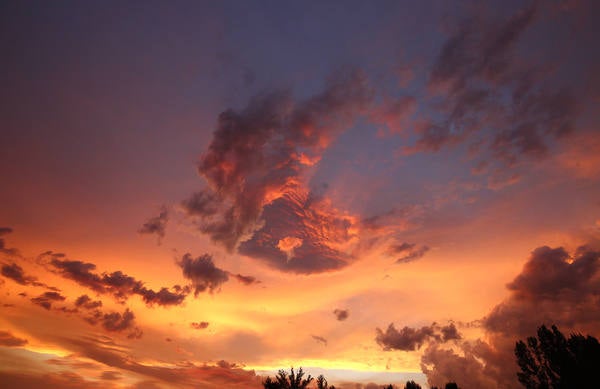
[1,1,600,388]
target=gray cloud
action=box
[388,243,430,264]
[138,206,169,244]
[311,334,328,346]
[376,322,460,351]
[333,308,349,321]
[48,256,188,307]
[191,321,209,330]
[0,227,18,256]
[75,295,103,310]
[183,69,371,274]
[405,3,579,175]
[178,254,229,296]
[422,244,600,388]
[31,291,66,310]
[238,190,357,274]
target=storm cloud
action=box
[421,244,600,388]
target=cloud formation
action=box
[30,291,66,310]
[138,206,169,244]
[239,188,358,273]
[0,331,28,347]
[191,321,209,330]
[406,4,579,174]
[376,322,461,351]
[183,69,371,273]
[178,254,229,295]
[388,242,430,264]
[47,255,188,306]
[0,227,18,256]
[75,295,103,310]
[422,244,600,388]
[333,308,349,321]
[311,334,328,346]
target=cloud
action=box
[183,69,371,273]
[138,206,169,244]
[0,331,28,347]
[48,256,188,306]
[75,295,102,310]
[191,322,209,330]
[376,322,460,351]
[231,273,260,286]
[311,334,328,346]
[238,187,358,274]
[405,4,579,174]
[1,262,38,286]
[388,243,430,264]
[0,227,18,256]
[30,291,66,310]
[83,308,142,338]
[421,244,600,388]
[178,254,229,295]
[484,245,600,338]
[333,309,349,321]
[54,336,264,388]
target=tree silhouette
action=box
[404,380,421,389]
[263,367,313,389]
[316,374,335,389]
[515,324,600,388]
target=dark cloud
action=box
[238,189,357,274]
[311,334,328,346]
[31,291,66,310]
[231,273,260,285]
[178,254,229,295]
[421,340,498,389]
[48,256,188,306]
[376,322,460,351]
[191,321,209,330]
[422,245,600,388]
[138,206,169,244]
[1,261,59,290]
[183,69,371,273]
[396,246,430,264]
[388,242,430,263]
[0,330,28,347]
[484,245,600,338]
[101,309,136,332]
[406,4,579,172]
[83,308,142,338]
[75,295,103,310]
[333,308,349,321]
[388,242,415,254]
[1,262,37,285]
[0,227,18,256]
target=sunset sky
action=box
[1,1,600,388]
